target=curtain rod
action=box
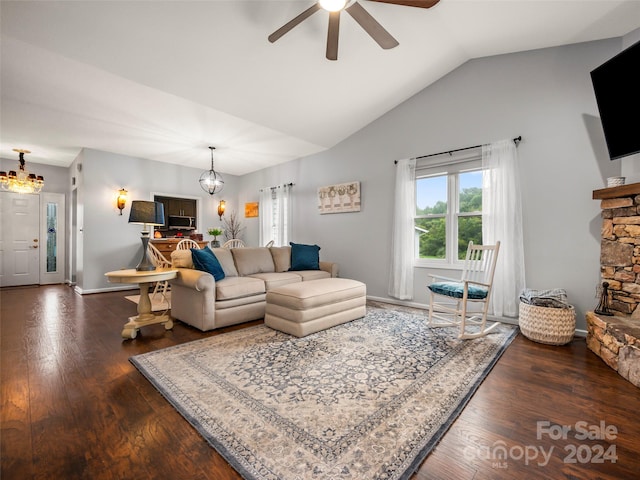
[260,182,294,192]
[394,136,522,164]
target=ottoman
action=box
[265,278,366,337]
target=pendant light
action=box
[199,146,224,196]
[0,149,45,194]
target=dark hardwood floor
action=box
[2,285,639,479]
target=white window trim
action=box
[414,148,482,270]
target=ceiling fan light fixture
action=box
[269,0,439,59]
[319,0,349,12]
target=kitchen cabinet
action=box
[168,198,195,217]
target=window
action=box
[46,202,58,272]
[414,150,483,267]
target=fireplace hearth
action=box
[586,312,640,388]
[590,183,640,387]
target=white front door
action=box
[0,192,40,287]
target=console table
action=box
[105,268,178,339]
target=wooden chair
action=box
[427,241,501,339]
[176,239,201,250]
[147,242,172,302]
[222,239,245,248]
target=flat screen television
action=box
[590,40,640,160]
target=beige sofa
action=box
[169,246,339,331]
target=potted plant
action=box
[207,228,224,248]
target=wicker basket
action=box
[519,302,576,345]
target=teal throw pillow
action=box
[289,242,320,271]
[191,247,225,282]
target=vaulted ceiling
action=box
[1,1,638,175]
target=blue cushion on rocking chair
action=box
[428,281,488,300]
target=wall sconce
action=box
[117,188,128,215]
[217,200,226,220]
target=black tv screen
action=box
[590,40,640,160]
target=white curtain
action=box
[277,184,292,246]
[389,158,416,300]
[259,188,272,246]
[482,139,526,317]
[259,184,292,247]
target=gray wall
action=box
[238,37,629,331]
[73,148,239,293]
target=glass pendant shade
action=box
[319,0,348,11]
[199,146,224,196]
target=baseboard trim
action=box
[367,295,430,311]
[75,285,137,295]
[574,329,587,338]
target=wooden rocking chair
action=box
[427,241,501,339]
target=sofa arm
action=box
[169,268,217,332]
[170,268,215,295]
[320,261,339,278]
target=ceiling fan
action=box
[268,0,440,61]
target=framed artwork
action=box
[318,181,360,214]
[245,202,259,218]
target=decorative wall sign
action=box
[245,202,259,218]
[318,181,360,214]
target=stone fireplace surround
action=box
[588,183,640,388]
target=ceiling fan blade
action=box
[268,3,322,43]
[345,2,399,50]
[326,11,340,61]
[367,0,440,8]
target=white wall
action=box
[239,37,628,331]
[74,148,239,293]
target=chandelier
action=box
[199,146,224,196]
[0,149,44,194]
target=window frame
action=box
[414,149,483,270]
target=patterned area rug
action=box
[131,307,516,479]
